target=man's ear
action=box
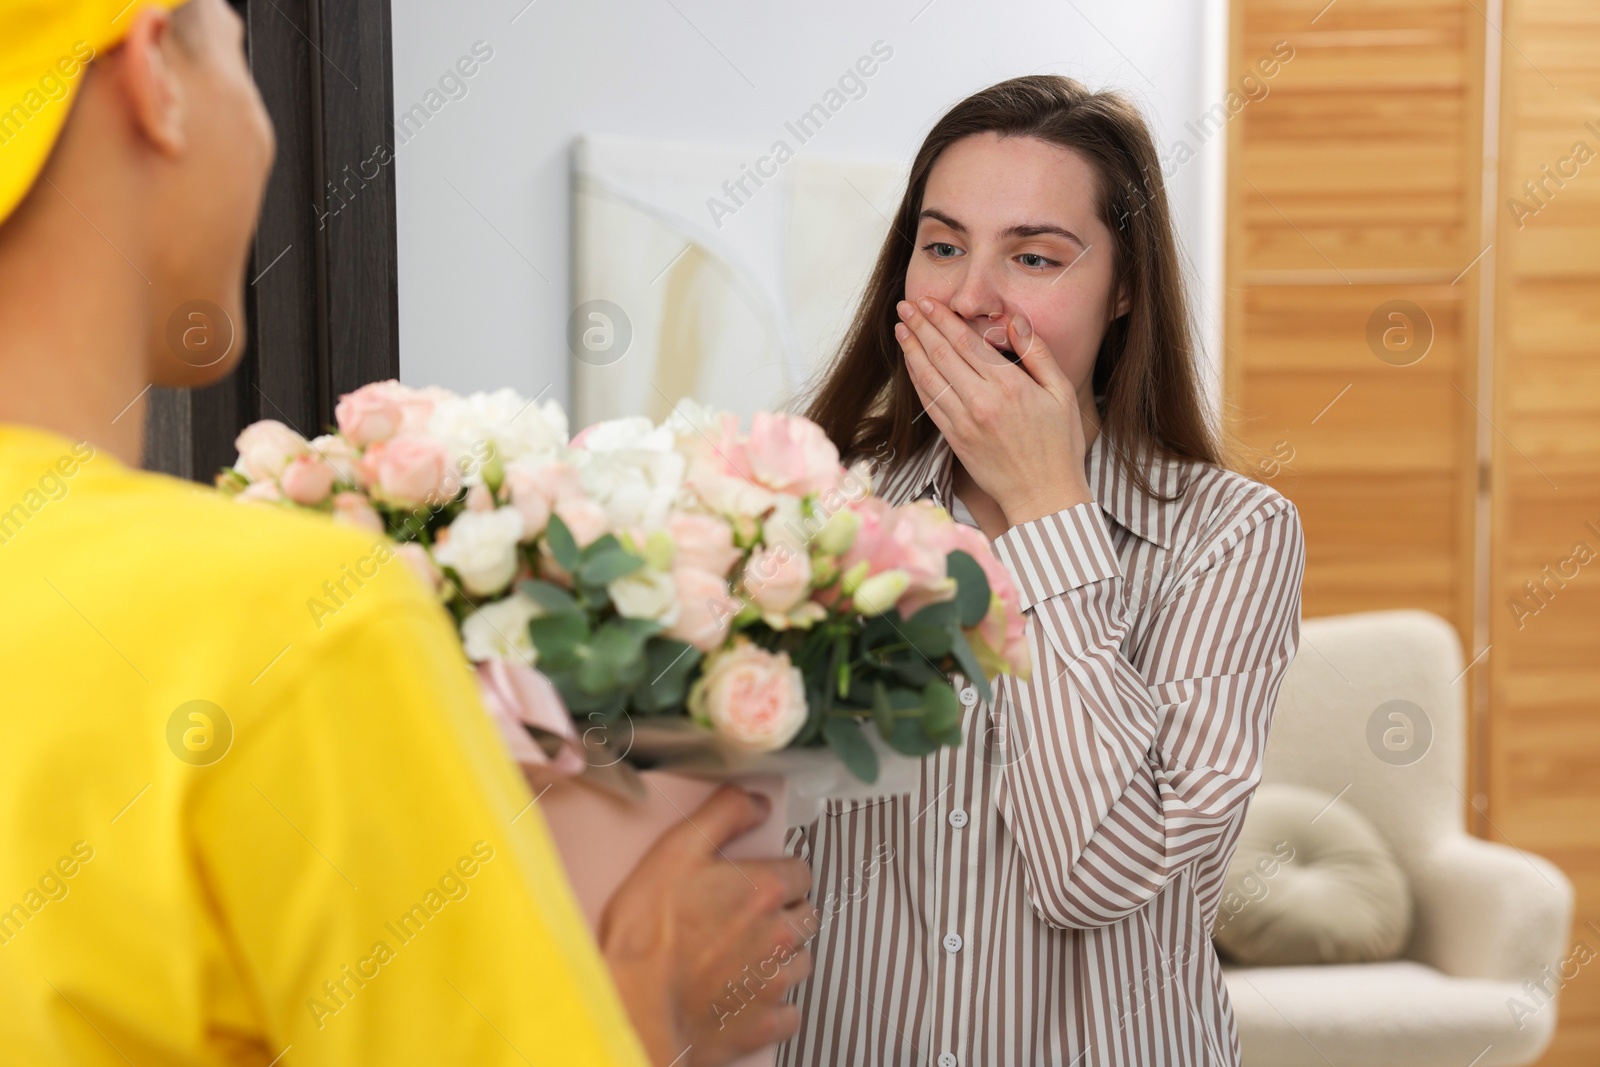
[113,6,186,156]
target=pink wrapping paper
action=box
[478,658,791,1067]
[533,770,789,1067]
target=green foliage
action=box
[823,717,878,783]
[578,535,644,589]
[634,639,701,714]
[544,512,580,572]
[517,524,1008,783]
[946,549,991,627]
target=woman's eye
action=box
[923,242,961,259]
[1018,253,1059,269]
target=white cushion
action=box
[1214,783,1412,965]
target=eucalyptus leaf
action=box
[949,628,992,705]
[947,549,991,628]
[581,623,647,693]
[584,532,625,557]
[798,681,827,745]
[886,715,943,757]
[894,619,952,660]
[581,546,645,588]
[891,659,940,688]
[617,617,666,641]
[823,717,879,783]
[544,512,580,571]
[872,681,895,741]
[922,680,961,735]
[908,598,959,631]
[844,673,881,708]
[518,579,580,616]
[527,612,589,670]
[860,613,904,652]
[634,638,700,714]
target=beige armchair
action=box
[1224,610,1574,1066]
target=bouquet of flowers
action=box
[218,381,1030,794]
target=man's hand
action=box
[601,785,818,1066]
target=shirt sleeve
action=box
[986,493,1305,930]
[188,589,650,1067]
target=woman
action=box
[780,76,1306,1066]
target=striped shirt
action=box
[778,422,1306,1067]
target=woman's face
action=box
[904,132,1127,400]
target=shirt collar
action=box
[877,422,1185,552]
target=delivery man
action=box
[0,1,813,1063]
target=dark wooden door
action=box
[143,0,399,482]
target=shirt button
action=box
[938,1054,958,1067]
[948,808,969,829]
[943,932,963,953]
[959,686,979,707]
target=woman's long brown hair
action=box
[802,75,1230,502]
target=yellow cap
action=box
[0,0,185,227]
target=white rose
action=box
[309,434,361,485]
[460,591,542,664]
[608,567,681,625]
[427,389,569,484]
[233,420,309,482]
[434,506,525,596]
[570,417,687,530]
[662,398,724,440]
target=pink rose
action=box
[742,544,811,615]
[688,640,808,753]
[838,499,955,618]
[335,381,407,446]
[398,385,451,435]
[330,491,384,533]
[233,420,308,482]
[357,434,453,508]
[503,459,581,541]
[464,483,495,513]
[235,479,284,504]
[745,412,844,496]
[505,458,585,505]
[887,502,959,618]
[666,565,738,652]
[507,488,550,542]
[667,512,741,577]
[279,455,336,505]
[682,411,846,515]
[554,497,609,548]
[685,457,775,517]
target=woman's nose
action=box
[949,269,1006,335]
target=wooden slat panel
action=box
[1237,9,1476,273]
[1230,282,1475,635]
[1491,0,1600,1061]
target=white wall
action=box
[390,0,1228,413]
